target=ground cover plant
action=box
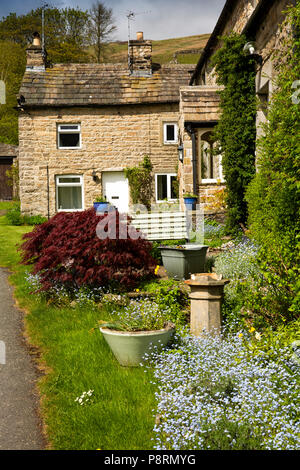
[149,330,300,450]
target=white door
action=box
[102,171,129,213]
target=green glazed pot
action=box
[100,325,175,367]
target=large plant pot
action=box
[100,325,175,367]
[160,244,209,280]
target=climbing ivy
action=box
[124,155,153,209]
[211,33,257,233]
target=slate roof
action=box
[19,63,193,107]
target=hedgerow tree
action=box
[245,1,300,322]
[211,33,257,233]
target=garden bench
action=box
[130,211,188,241]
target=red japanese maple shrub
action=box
[20,208,156,291]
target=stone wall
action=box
[19,103,180,217]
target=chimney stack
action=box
[26,32,46,72]
[129,32,152,77]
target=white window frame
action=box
[56,174,84,212]
[57,124,81,149]
[163,122,178,144]
[155,173,178,203]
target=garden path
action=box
[0,268,45,450]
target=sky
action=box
[0,0,227,41]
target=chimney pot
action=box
[33,32,41,47]
[136,31,144,41]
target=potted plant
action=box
[183,193,198,210]
[93,196,110,213]
[159,243,209,280]
[98,300,175,367]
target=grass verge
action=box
[0,215,156,450]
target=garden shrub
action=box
[246,2,300,323]
[5,200,47,226]
[20,208,156,292]
[142,279,189,328]
[211,33,257,234]
[124,155,153,210]
[214,238,261,328]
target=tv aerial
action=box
[126,10,151,68]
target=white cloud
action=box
[0,0,226,41]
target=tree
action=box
[0,40,26,144]
[89,1,116,63]
[0,7,93,64]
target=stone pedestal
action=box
[185,273,229,336]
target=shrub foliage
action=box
[20,208,156,291]
[246,2,300,321]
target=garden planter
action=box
[183,197,197,210]
[185,273,230,336]
[100,325,175,367]
[160,244,208,280]
[93,202,110,213]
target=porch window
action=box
[156,174,178,202]
[57,124,81,149]
[56,175,84,211]
[163,123,178,144]
[200,132,223,183]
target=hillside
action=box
[99,33,210,65]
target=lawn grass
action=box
[0,200,13,211]
[0,216,157,450]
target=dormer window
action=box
[57,124,81,149]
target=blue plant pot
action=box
[93,202,110,213]
[183,197,197,210]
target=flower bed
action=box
[150,331,300,450]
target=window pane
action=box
[157,175,168,200]
[170,176,178,199]
[58,186,82,210]
[166,125,175,141]
[58,177,81,184]
[59,133,80,148]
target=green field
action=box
[92,33,210,65]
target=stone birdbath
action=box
[185,273,229,336]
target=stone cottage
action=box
[18,32,192,217]
[178,0,296,212]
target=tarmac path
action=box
[0,268,45,450]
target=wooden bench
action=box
[130,211,188,241]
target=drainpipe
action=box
[185,124,197,195]
[47,164,50,220]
